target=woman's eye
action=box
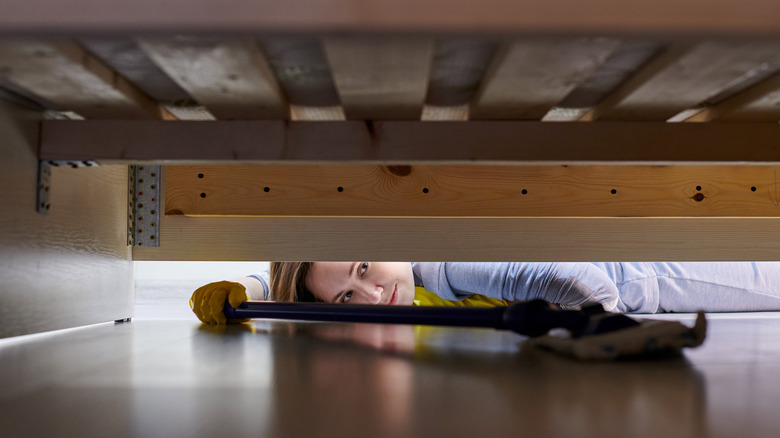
[342,291,353,303]
[359,262,369,276]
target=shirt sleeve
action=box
[412,262,619,310]
[247,270,270,301]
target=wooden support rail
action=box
[40,121,780,164]
[166,164,780,218]
[132,216,780,261]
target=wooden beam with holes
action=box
[40,120,780,163]
[0,40,169,119]
[166,165,780,217]
[132,216,780,261]
[137,37,288,119]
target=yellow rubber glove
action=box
[189,281,249,324]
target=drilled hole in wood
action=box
[264,187,270,192]
[611,189,617,194]
[198,173,204,178]
[696,185,702,191]
[422,188,429,194]
[200,193,206,198]
[522,189,528,195]
[752,186,757,192]
[337,187,344,192]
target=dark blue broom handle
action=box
[225,300,507,328]
[223,299,604,337]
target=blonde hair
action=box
[270,262,318,302]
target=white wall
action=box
[134,261,269,319]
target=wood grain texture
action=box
[590,41,780,121]
[556,40,662,110]
[471,38,620,120]
[138,36,287,119]
[80,37,215,120]
[39,120,780,164]
[165,164,780,217]
[0,101,132,338]
[259,37,341,108]
[580,43,694,121]
[324,37,433,119]
[134,215,780,261]
[0,39,165,119]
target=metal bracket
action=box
[36,160,99,215]
[128,165,161,247]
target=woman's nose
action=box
[359,285,383,304]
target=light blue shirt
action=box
[412,262,780,313]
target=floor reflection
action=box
[199,319,709,438]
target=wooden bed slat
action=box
[471,38,620,120]
[40,120,780,164]
[166,164,780,218]
[685,71,780,122]
[132,216,780,262]
[580,43,694,121]
[548,40,661,120]
[137,37,288,119]
[259,37,341,107]
[0,40,166,119]
[324,37,434,120]
[587,41,780,121]
[426,39,497,106]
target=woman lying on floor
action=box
[190,262,780,324]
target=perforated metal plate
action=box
[36,160,99,215]
[128,165,160,247]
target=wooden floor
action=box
[1,311,780,437]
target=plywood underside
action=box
[1,313,779,437]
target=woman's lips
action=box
[388,285,399,305]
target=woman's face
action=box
[305,262,415,305]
